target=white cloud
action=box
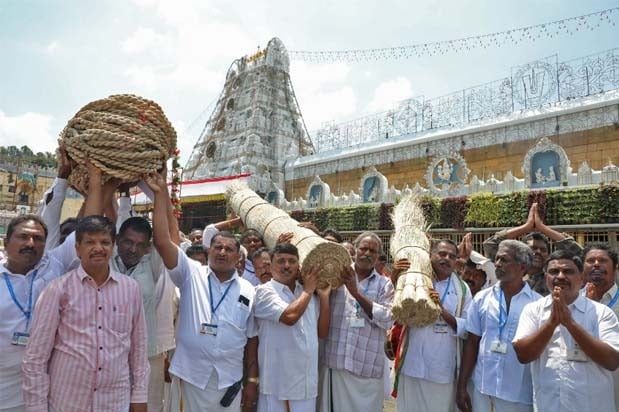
[299,88,357,132]
[290,61,357,130]
[0,110,56,153]
[366,76,414,113]
[122,27,170,55]
[46,41,58,54]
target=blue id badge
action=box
[11,332,29,346]
[200,323,218,336]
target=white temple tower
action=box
[184,38,314,194]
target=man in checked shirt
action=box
[21,215,149,412]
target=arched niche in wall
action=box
[522,137,570,188]
[306,175,330,208]
[359,166,388,203]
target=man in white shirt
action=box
[513,250,619,412]
[394,239,472,412]
[254,243,331,412]
[0,215,77,412]
[581,243,619,411]
[146,173,258,411]
[457,240,541,412]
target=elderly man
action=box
[581,243,619,410]
[483,203,582,296]
[320,232,394,412]
[457,240,541,412]
[513,250,619,412]
[22,216,149,412]
[254,243,330,411]
[0,214,77,412]
[393,239,471,412]
[146,173,258,411]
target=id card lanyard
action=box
[3,270,37,331]
[607,288,619,308]
[208,274,234,320]
[432,275,452,306]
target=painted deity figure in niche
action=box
[548,166,556,182]
[437,159,453,182]
[535,168,545,184]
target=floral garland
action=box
[170,148,182,218]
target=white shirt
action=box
[513,295,619,412]
[467,282,541,404]
[168,246,257,390]
[111,251,164,357]
[0,237,78,408]
[254,280,320,400]
[401,273,472,384]
[154,271,177,355]
[243,260,260,287]
[38,177,69,251]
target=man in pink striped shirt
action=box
[21,215,149,412]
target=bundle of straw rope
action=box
[226,182,351,289]
[390,192,441,327]
[59,94,177,193]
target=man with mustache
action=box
[146,172,259,411]
[581,243,619,410]
[203,217,265,287]
[320,232,394,412]
[0,214,79,412]
[250,247,273,284]
[68,164,178,412]
[513,250,619,412]
[22,215,149,412]
[254,243,331,411]
[483,203,582,296]
[457,240,541,412]
[393,239,471,412]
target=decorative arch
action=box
[359,166,388,203]
[522,137,570,188]
[306,175,330,208]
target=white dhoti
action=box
[395,375,454,412]
[164,375,183,412]
[471,386,533,412]
[181,371,241,412]
[319,368,383,412]
[149,353,166,412]
[257,394,315,412]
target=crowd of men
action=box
[1,157,618,412]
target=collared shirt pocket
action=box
[107,306,131,335]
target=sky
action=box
[0,0,617,166]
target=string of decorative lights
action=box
[288,7,619,63]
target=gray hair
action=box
[498,239,533,268]
[353,231,383,254]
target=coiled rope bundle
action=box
[59,94,177,193]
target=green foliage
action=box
[440,196,469,229]
[497,191,528,226]
[465,193,501,227]
[0,145,57,169]
[286,184,618,230]
[597,184,619,223]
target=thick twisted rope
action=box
[59,94,177,193]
